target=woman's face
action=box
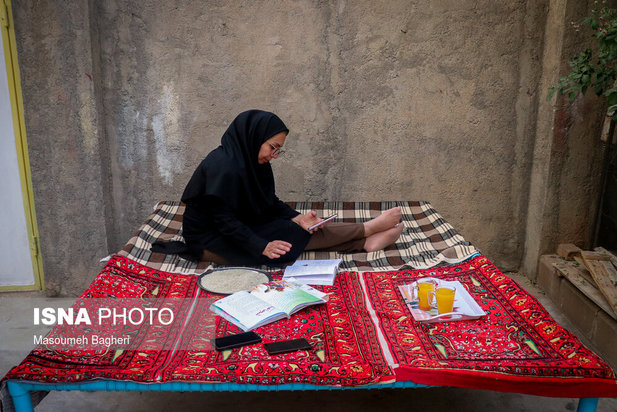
[258,132,287,164]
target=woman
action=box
[179,109,403,265]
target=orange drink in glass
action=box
[434,286,456,316]
[416,279,437,311]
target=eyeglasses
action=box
[269,143,285,156]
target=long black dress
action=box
[179,110,310,265]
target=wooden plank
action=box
[594,247,617,271]
[594,246,617,258]
[573,255,585,267]
[582,253,617,317]
[553,262,616,319]
[579,266,595,285]
[601,260,617,287]
[572,256,595,284]
[557,243,582,260]
[581,250,611,261]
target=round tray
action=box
[197,267,272,295]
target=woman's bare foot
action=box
[364,223,404,252]
[363,207,402,237]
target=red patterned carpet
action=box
[357,256,617,397]
[4,255,391,386]
[4,255,617,397]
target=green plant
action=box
[548,4,617,119]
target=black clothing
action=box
[179,110,309,265]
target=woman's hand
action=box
[262,240,292,259]
[292,210,324,233]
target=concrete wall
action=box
[11,1,109,295]
[9,0,607,295]
[522,0,608,278]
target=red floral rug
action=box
[163,269,392,385]
[357,255,617,397]
[5,255,617,397]
[3,255,391,386]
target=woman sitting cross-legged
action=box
[161,109,403,265]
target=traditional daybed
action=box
[2,201,616,412]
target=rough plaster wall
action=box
[17,1,608,295]
[96,0,344,250]
[12,0,108,295]
[332,1,543,270]
[97,0,543,272]
[522,0,608,278]
[549,0,607,251]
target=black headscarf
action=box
[181,110,289,220]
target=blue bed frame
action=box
[6,380,600,412]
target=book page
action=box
[283,259,341,278]
[250,280,325,316]
[293,282,329,301]
[284,275,335,286]
[212,290,284,330]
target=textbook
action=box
[210,280,329,331]
[281,259,342,286]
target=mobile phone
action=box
[213,331,262,351]
[308,213,338,231]
[263,338,313,355]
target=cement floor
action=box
[2,274,616,412]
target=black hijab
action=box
[181,110,289,220]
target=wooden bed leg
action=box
[577,398,599,412]
[7,382,34,412]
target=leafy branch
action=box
[548,5,617,119]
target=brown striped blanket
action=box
[118,201,478,275]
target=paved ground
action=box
[1,274,616,412]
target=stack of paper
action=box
[282,259,342,286]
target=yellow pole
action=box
[0,0,44,291]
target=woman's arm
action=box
[291,211,323,233]
[208,197,294,259]
[267,196,324,232]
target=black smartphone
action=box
[213,331,262,351]
[263,338,313,355]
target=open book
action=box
[282,259,342,286]
[210,280,329,331]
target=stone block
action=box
[591,311,617,371]
[557,243,582,260]
[558,279,599,338]
[538,255,563,300]
[538,256,616,370]
[558,281,601,338]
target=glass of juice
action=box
[431,286,456,317]
[414,279,437,311]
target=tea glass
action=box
[429,285,457,317]
[413,279,437,311]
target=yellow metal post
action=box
[0,0,44,291]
